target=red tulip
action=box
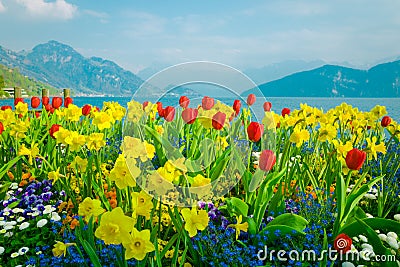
[31,97,41,109]
[281,108,291,117]
[182,108,198,124]
[49,124,61,139]
[52,97,63,109]
[263,102,272,112]
[156,102,164,117]
[82,104,92,116]
[14,98,24,106]
[64,97,73,108]
[35,111,41,118]
[345,148,366,170]
[202,96,214,110]
[1,105,12,110]
[247,122,264,142]
[0,121,4,135]
[233,99,241,116]
[259,150,276,171]
[42,96,49,105]
[179,96,190,109]
[246,94,256,106]
[212,111,226,130]
[142,101,149,110]
[381,116,391,127]
[44,104,52,112]
[164,106,175,122]
[95,106,100,112]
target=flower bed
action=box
[0,96,400,267]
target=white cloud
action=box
[0,1,6,12]
[82,9,109,23]
[15,0,77,20]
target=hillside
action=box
[244,61,400,97]
[0,41,143,96]
[0,64,57,97]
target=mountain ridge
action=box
[0,40,143,96]
[243,61,400,97]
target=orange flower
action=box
[109,199,118,208]
[7,171,14,180]
[58,202,68,213]
[19,180,28,187]
[70,219,79,230]
[22,172,31,180]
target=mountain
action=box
[136,62,171,81]
[243,61,400,97]
[0,41,143,96]
[244,59,326,85]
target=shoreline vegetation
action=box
[0,95,399,267]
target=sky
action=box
[1,0,400,74]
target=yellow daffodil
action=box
[64,104,82,122]
[181,207,209,237]
[366,136,386,160]
[191,174,211,187]
[52,241,75,257]
[48,168,62,184]
[317,124,337,142]
[122,136,149,162]
[147,171,175,196]
[104,101,126,121]
[215,136,229,150]
[54,127,70,144]
[127,100,144,122]
[228,215,249,239]
[370,105,387,119]
[9,119,30,139]
[64,131,86,151]
[289,128,310,147]
[95,207,135,245]
[18,143,39,165]
[144,141,156,159]
[0,108,16,126]
[332,140,353,160]
[93,111,112,130]
[86,133,106,151]
[123,228,155,261]
[71,155,88,172]
[131,191,154,220]
[15,102,28,116]
[155,125,164,135]
[109,154,140,189]
[262,111,277,130]
[78,197,105,222]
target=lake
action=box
[1,96,399,121]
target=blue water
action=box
[1,97,399,121]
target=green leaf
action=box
[340,218,398,267]
[227,197,249,217]
[248,169,265,192]
[80,240,102,267]
[210,157,229,181]
[341,175,382,225]
[266,213,308,232]
[0,156,21,180]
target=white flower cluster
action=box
[342,226,400,267]
[0,182,63,262]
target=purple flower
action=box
[198,201,206,209]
